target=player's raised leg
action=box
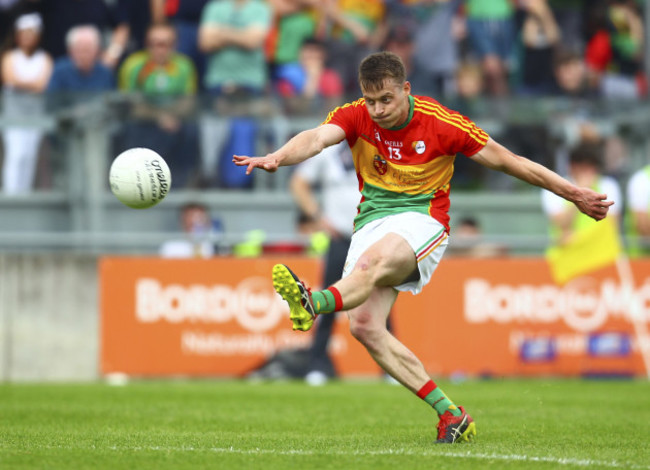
[272,233,412,331]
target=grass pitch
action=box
[1,378,649,469]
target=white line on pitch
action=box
[97,445,648,469]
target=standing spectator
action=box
[1,12,52,194]
[322,0,386,95]
[626,163,650,257]
[110,0,154,68]
[47,25,114,108]
[198,0,271,97]
[198,0,272,188]
[409,0,464,98]
[151,0,210,87]
[118,22,199,188]
[289,141,398,385]
[0,0,37,47]
[465,0,516,96]
[518,0,561,96]
[267,0,319,77]
[547,0,584,53]
[541,141,622,247]
[289,141,357,384]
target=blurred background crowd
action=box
[0,0,649,258]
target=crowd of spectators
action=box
[0,0,647,193]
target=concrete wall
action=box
[0,254,98,382]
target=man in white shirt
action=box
[626,164,650,257]
[289,141,360,385]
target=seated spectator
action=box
[551,49,597,98]
[452,60,485,115]
[118,22,199,188]
[447,216,508,258]
[151,0,210,88]
[1,12,52,194]
[36,0,126,68]
[382,24,415,81]
[159,202,221,258]
[47,25,114,109]
[275,38,343,115]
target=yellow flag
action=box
[546,217,623,285]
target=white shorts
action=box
[342,212,449,295]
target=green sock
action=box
[309,286,343,315]
[423,387,462,417]
[311,289,337,314]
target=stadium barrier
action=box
[101,256,650,379]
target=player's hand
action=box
[573,187,614,221]
[232,154,279,175]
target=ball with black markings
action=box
[109,148,172,209]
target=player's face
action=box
[362,79,411,129]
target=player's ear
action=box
[403,81,411,95]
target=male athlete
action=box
[233,52,613,443]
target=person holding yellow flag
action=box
[542,142,623,284]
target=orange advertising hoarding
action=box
[101,257,650,378]
[399,258,650,377]
[100,256,379,377]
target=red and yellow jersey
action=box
[322,94,489,232]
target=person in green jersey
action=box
[118,22,199,187]
[234,52,614,444]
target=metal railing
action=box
[0,92,649,255]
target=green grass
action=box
[1,379,649,469]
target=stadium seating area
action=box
[0,0,649,253]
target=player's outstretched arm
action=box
[233,124,346,175]
[471,138,614,221]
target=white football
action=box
[109,148,172,209]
